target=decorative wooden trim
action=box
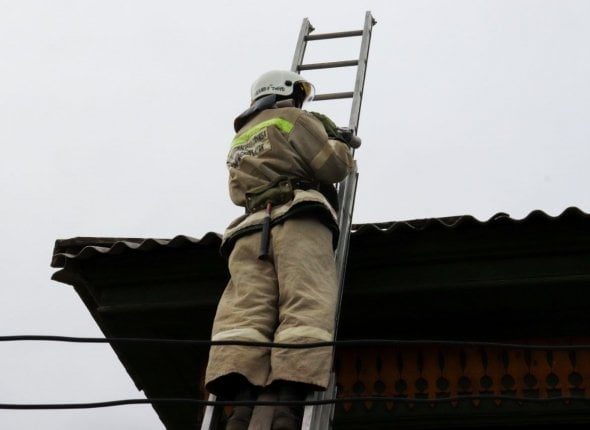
[335,338,590,411]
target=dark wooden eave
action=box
[50,207,590,429]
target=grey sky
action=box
[1,1,589,428]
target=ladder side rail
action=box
[300,169,358,430]
[348,11,376,133]
[333,167,358,317]
[200,393,221,430]
[302,370,336,430]
[291,18,314,72]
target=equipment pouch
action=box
[245,176,295,213]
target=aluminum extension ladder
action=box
[201,11,376,430]
[294,11,376,430]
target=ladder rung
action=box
[305,30,363,41]
[299,60,358,71]
[314,92,353,101]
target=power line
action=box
[1,395,589,410]
[1,335,590,350]
[1,335,589,412]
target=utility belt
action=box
[245,176,320,214]
[244,176,323,261]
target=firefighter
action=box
[205,70,357,430]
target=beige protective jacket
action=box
[205,104,354,394]
[221,105,354,255]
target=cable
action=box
[1,335,590,350]
[0,395,589,410]
[1,336,588,411]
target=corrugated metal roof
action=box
[51,206,589,267]
[351,206,589,233]
[51,232,222,268]
[49,205,590,429]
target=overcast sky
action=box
[1,1,589,428]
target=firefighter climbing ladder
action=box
[201,11,376,430]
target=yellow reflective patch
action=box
[232,118,294,147]
[212,327,271,343]
[274,326,333,342]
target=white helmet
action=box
[250,70,315,105]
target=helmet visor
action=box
[300,81,315,103]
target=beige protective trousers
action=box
[205,217,338,393]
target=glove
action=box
[310,112,362,148]
[336,127,362,149]
[310,111,342,141]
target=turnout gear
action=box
[309,112,341,141]
[205,74,353,396]
[221,102,353,257]
[208,218,339,390]
[201,12,375,430]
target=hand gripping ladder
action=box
[200,11,376,430]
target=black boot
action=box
[271,381,310,430]
[225,381,258,430]
[225,405,252,430]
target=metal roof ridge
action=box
[51,232,222,268]
[51,206,589,267]
[350,205,589,233]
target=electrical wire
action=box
[1,395,589,410]
[1,335,589,411]
[1,335,590,350]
